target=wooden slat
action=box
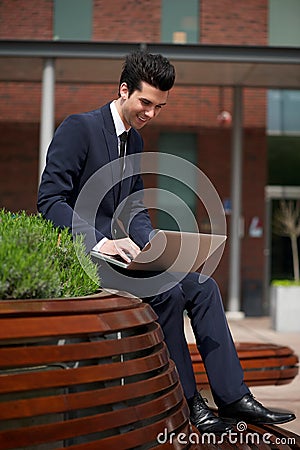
[156,422,196,449]
[68,404,191,450]
[262,424,300,448]
[235,342,297,356]
[247,424,291,450]
[190,342,298,359]
[0,322,164,368]
[0,304,157,341]
[192,355,298,371]
[189,342,299,388]
[0,294,142,316]
[188,423,299,450]
[0,361,179,421]
[0,344,170,394]
[0,383,185,448]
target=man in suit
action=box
[38,50,295,434]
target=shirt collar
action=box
[110,101,130,137]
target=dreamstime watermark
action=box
[73,152,227,296]
[156,421,296,446]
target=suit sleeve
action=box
[37,115,105,249]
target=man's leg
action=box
[97,261,198,397]
[98,263,295,426]
[180,273,249,407]
[144,284,197,400]
[181,273,296,426]
[144,281,232,434]
[98,261,247,404]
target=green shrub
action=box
[272,279,300,287]
[0,209,100,299]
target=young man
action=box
[38,51,295,434]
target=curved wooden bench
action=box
[189,342,299,388]
[0,294,192,450]
[0,295,299,450]
[190,423,300,449]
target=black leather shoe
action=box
[219,394,296,425]
[188,392,233,434]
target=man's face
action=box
[119,81,168,130]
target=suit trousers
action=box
[97,261,250,407]
[143,273,250,406]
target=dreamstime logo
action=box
[73,152,227,297]
[156,421,296,446]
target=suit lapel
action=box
[101,104,120,206]
[101,103,118,161]
[100,105,141,208]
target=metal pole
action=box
[263,188,271,315]
[227,86,244,317]
[39,58,55,180]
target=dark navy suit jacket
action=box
[37,103,154,252]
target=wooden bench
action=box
[189,342,299,388]
[190,423,300,449]
[188,342,300,449]
[0,294,299,450]
[0,294,192,449]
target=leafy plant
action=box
[0,209,100,299]
[273,200,300,282]
[272,279,300,286]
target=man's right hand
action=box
[99,237,140,263]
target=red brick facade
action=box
[201,0,268,45]
[0,0,268,311]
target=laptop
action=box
[90,230,226,273]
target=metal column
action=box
[227,86,244,317]
[39,58,55,180]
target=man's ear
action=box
[119,82,129,100]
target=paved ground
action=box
[184,315,300,435]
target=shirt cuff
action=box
[92,237,108,252]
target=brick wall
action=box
[0,0,268,310]
[0,122,39,213]
[0,0,268,45]
[93,0,161,42]
[0,0,53,39]
[201,0,268,45]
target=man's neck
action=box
[110,100,130,135]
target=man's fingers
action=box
[99,238,140,261]
[118,249,133,263]
[115,238,140,260]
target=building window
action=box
[54,0,93,41]
[268,0,300,134]
[268,90,300,135]
[156,133,198,232]
[269,0,300,47]
[161,0,199,44]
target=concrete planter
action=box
[270,285,300,332]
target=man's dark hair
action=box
[119,51,176,96]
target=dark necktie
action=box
[119,131,127,159]
[117,132,127,204]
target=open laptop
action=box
[90,230,226,273]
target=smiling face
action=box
[116,81,169,130]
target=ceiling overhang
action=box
[0,40,299,89]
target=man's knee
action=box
[185,272,219,293]
[182,273,223,310]
[147,283,185,311]
[199,275,219,292]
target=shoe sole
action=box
[220,415,296,425]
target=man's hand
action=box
[99,237,140,263]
